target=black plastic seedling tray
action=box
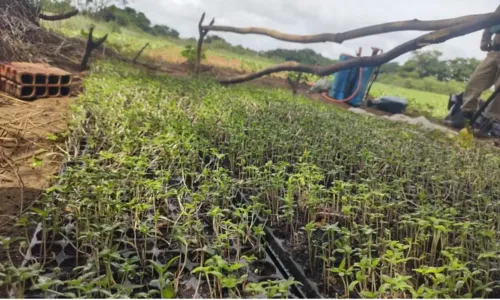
[21,136,322,298]
[236,192,323,299]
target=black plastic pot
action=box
[236,191,323,299]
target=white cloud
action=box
[130,0,499,63]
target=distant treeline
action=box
[95,5,180,38]
[42,0,180,38]
[204,35,337,65]
[379,50,480,83]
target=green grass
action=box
[42,15,176,53]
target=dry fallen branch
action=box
[39,9,79,21]
[218,13,500,85]
[81,26,108,71]
[203,13,490,44]
[133,43,149,63]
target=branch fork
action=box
[195,13,215,75]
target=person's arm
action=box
[481,5,500,51]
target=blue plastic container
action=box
[350,66,375,107]
[328,53,375,107]
[329,54,355,100]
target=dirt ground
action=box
[0,94,74,238]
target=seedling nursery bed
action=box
[19,142,313,298]
[5,61,500,299]
[20,149,319,298]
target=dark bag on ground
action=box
[367,96,408,114]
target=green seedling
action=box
[149,256,179,299]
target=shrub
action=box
[181,45,205,64]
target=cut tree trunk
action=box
[195,12,215,76]
[80,26,108,71]
[287,72,302,95]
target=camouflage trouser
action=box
[461,51,500,120]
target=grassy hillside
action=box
[42,16,279,72]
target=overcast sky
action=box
[130,0,499,63]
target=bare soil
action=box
[0,94,74,237]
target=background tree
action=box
[446,57,480,82]
[262,48,337,65]
[379,62,400,74]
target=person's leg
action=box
[484,55,500,121]
[447,53,499,129]
[461,53,498,114]
[480,56,500,137]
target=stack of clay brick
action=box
[0,62,72,100]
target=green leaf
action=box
[379,283,391,294]
[478,251,498,260]
[31,207,47,217]
[455,280,465,291]
[192,266,206,274]
[208,271,223,279]
[161,282,176,299]
[165,255,180,269]
[30,156,43,168]
[46,133,58,141]
[348,280,360,292]
[339,258,346,270]
[360,290,377,298]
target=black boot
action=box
[447,93,463,111]
[444,108,474,129]
[489,121,500,138]
[444,94,473,128]
[472,113,494,138]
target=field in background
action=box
[42,15,469,120]
[370,83,449,119]
[42,16,279,72]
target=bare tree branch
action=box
[80,26,108,71]
[287,72,302,95]
[203,13,491,44]
[218,13,500,85]
[39,9,79,21]
[133,43,149,63]
[196,13,215,75]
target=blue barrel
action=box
[328,53,375,107]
